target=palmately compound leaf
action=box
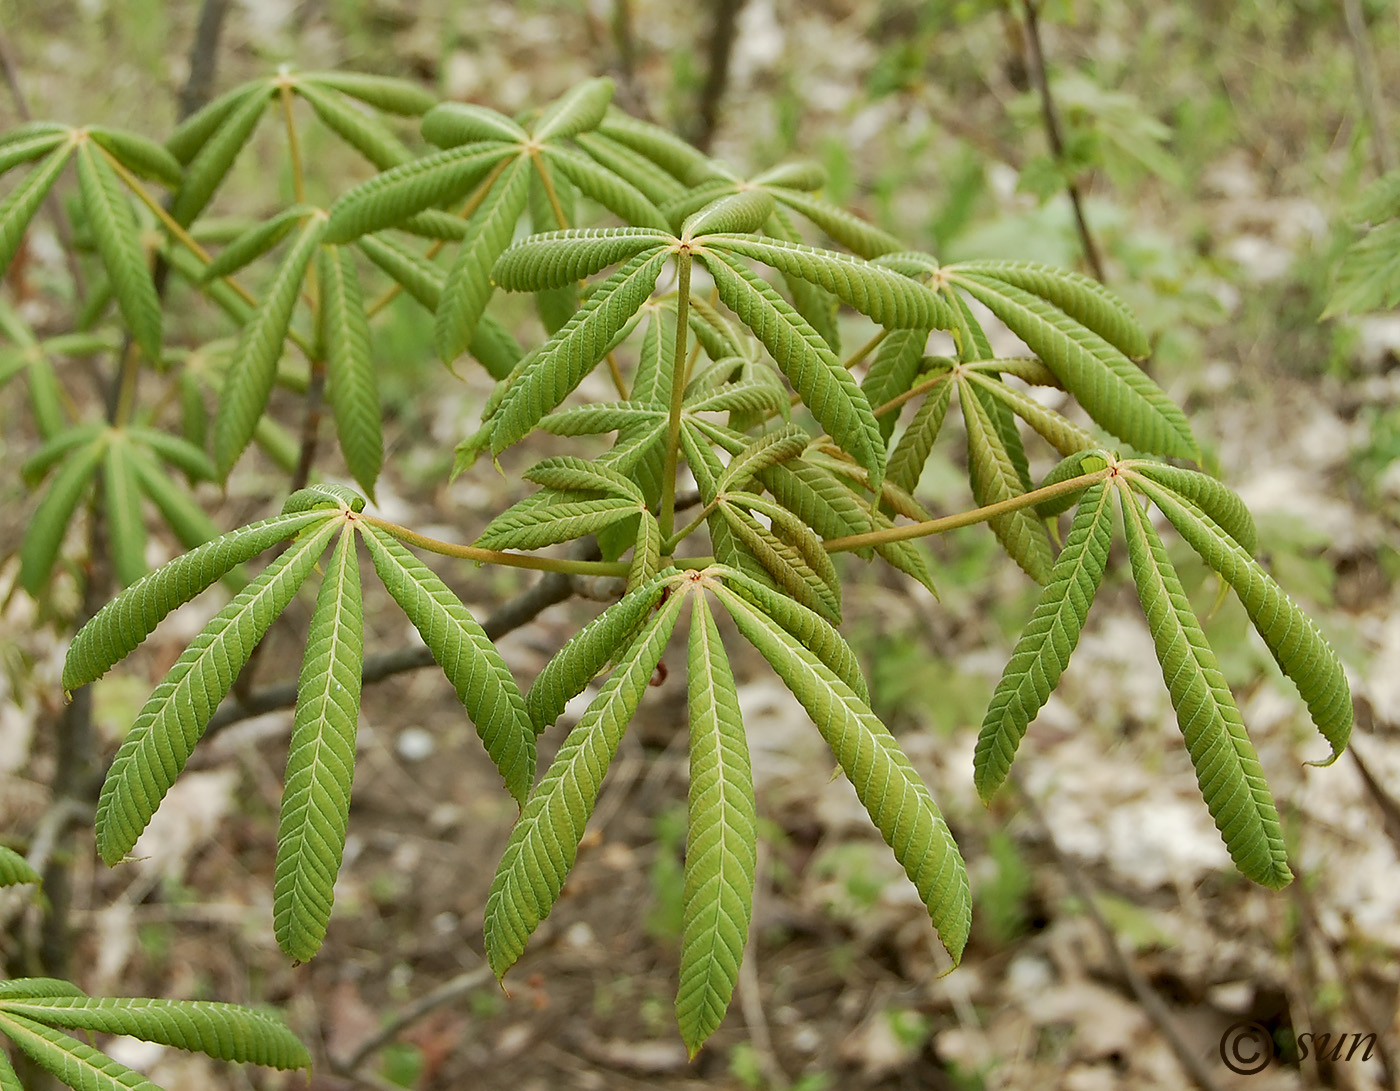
[274,527,364,962]
[952,272,1200,461]
[1117,482,1291,889]
[484,587,685,979]
[953,260,1150,359]
[1129,462,1256,554]
[490,248,669,456]
[0,996,309,1070]
[95,519,340,865]
[360,525,535,803]
[0,846,40,888]
[0,145,73,277]
[18,436,105,598]
[435,156,531,363]
[76,142,163,362]
[974,483,1113,801]
[0,1011,164,1091]
[63,509,338,691]
[707,235,951,330]
[492,228,675,292]
[524,575,673,732]
[214,213,327,477]
[1134,479,1351,764]
[714,584,970,962]
[701,249,885,488]
[318,245,382,498]
[677,591,757,1057]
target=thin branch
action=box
[335,964,496,1075]
[361,515,633,576]
[1020,0,1107,283]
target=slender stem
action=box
[824,466,1110,552]
[361,515,634,576]
[108,341,142,424]
[1021,0,1106,283]
[279,79,306,205]
[663,497,718,554]
[873,368,952,418]
[532,151,570,228]
[605,351,629,398]
[659,251,692,545]
[842,329,888,371]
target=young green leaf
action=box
[63,509,337,691]
[766,187,905,258]
[86,126,183,189]
[701,249,885,488]
[1118,483,1291,889]
[127,449,225,555]
[965,369,1098,458]
[0,846,40,888]
[435,157,531,362]
[214,213,327,477]
[127,426,216,482]
[0,1011,164,1091]
[524,574,673,731]
[165,80,267,163]
[102,441,148,588]
[422,101,528,146]
[720,498,841,622]
[531,76,614,143]
[492,228,674,292]
[95,519,339,864]
[1128,462,1256,554]
[543,145,671,232]
[274,527,364,962]
[1135,480,1351,763]
[200,205,310,282]
[683,191,775,238]
[490,248,669,455]
[574,131,690,207]
[360,525,536,802]
[18,437,104,597]
[863,327,928,441]
[318,245,382,498]
[715,584,970,962]
[888,377,953,494]
[295,81,411,170]
[0,129,68,176]
[0,997,309,1069]
[539,402,666,437]
[301,71,437,116]
[484,587,686,979]
[356,231,444,310]
[629,510,662,589]
[716,424,810,493]
[597,109,721,187]
[523,455,644,500]
[476,495,642,551]
[974,483,1113,800]
[170,86,272,226]
[76,142,163,363]
[0,145,72,277]
[677,592,757,1057]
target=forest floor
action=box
[2,2,1400,1090]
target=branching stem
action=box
[279,78,306,205]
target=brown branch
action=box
[691,0,746,153]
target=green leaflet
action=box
[720,497,841,623]
[0,1044,16,1091]
[888,376,953,494]
[597,109,721,187]
[960,377,1053,583]
[0,1011,164,1091]
[964,369,1098,458]
[1324,220,1400,317]
[701,249,885,489]
[476,496,642,551]
[1135,480,1351,764]
[356,231,443,310]
[79,143,163,362]
[574,131,689,207]
[0,130,67,176]
[715,585,970,961]
[165,80,265,163]
[422,101,528,146]
[0,845,40,888]
[18,437,104,597]
[21,424,104,486]
[86,126,182,189]
[300,71,437,116]
[318,245,382,498]
[863,327,928,441]
[0,981,84,1001]
[539,402,665,436]
[323,143,513,244]
[719,566,870,704]
[0,997,309,1069]
[524,574,672,732]
[492,228,674,292]
[360,525,536,803]
[281,482,367,514]
[953,260,1150,359]
[490,248,668,456]
[484,587,685,979]
[213,213,327,477]
[200,205,310,282]
[295,80,411,170]
[717,425,810,493]
[102,441,148,588]
[274,527,364,962]
[768,187,905,258]
[1,145,72,276]
[543,145,671,232]
[170,86,271,226]
[629,511,662,589]
[524,454,643,500]
[707,235,951,330]
[1128,462,1256,554]
[1032,449,1113,518]
[63,510,335,691]
[683,191,775,238]
[751,161,827,191]
[126,447,225,556]
[952,273,1200,461]
[531,76,614,143]
[95,520,340,865]
[677,592,756,1057]
[1117,483,1291,889]
[974,483,1113,800]
[436,156,531,362]
[127,426,217,482]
